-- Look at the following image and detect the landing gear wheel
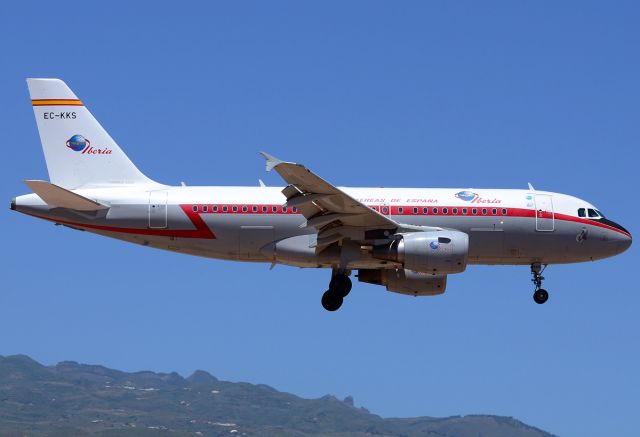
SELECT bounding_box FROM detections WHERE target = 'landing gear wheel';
[533,288,549,304]
[321,290,343,312]
[330,274,352,297]
[530,263,550,305]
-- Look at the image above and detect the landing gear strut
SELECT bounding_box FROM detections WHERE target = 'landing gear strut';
[531,263,549,304]
[321,272,352,311]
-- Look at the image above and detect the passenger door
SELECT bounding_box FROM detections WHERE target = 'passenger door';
[534,194,554,232]
[148,190,168,228]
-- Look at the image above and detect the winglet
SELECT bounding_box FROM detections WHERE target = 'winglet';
[260,151,285,172]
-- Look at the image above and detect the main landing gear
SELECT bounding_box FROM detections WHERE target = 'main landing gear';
[531,263,549,304]
[321,272,352,311]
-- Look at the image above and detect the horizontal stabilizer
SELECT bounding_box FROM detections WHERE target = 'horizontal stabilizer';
[24,180,109,211]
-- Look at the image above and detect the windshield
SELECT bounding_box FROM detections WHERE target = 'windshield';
[579,208,606,219]
[587,208,605,219]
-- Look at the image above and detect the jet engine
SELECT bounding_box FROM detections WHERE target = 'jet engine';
[357,269,447,296]
[371,231,468,274]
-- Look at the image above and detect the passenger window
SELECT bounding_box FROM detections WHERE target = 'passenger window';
[252,206,257,212]
[413,207,418,214]
[472,208,477,215]
[242,206,248,212]
[283,206,288,213]
[293,207,298,213]
[452,208,458,214]
[423,207,428,214]
[232,206,238,212]
[482,208,487,215]
[578,208,586,218]
[443,208,448,215]
[192,205,198,212]
[492,208,497,215]
[203,205,208,212]
[213,206,218,212]
[222,205,228,212]
[462,208,468,215]
[433,208,438,214]
[501,208,507,215]
[382,206,389,214]
[262,206,267,212]
[398,207,404,214]
[272,206,277,213]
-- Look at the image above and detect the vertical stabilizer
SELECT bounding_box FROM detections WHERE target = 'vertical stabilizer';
[27,78,157,189]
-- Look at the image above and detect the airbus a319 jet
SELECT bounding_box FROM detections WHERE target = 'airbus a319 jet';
[12,79,632,310]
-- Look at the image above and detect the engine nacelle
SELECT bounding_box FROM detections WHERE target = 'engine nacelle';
[372,231,468,274]
[358,269,447,296]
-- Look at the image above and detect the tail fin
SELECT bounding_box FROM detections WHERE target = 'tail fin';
[27,78,157,189]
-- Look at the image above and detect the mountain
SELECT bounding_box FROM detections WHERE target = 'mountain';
[0,355,556,437]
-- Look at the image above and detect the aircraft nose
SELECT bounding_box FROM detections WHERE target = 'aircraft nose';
[616,232,632,254]
[607,221,631,255]
[598,218,631,254]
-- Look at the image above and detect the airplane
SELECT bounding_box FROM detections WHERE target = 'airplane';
[11,78,632,311]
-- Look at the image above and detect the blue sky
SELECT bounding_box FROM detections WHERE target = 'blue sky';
[1,2,638,436]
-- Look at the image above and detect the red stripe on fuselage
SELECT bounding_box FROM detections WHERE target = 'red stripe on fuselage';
[22,204,216,239]
[178,204,216,238]
[21,203,629,239]
[191,203,629,238]
[552,212,630,238]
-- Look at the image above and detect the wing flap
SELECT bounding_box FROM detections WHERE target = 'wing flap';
[25,180,109,211]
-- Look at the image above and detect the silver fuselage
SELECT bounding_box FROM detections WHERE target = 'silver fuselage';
[12,185,632,269]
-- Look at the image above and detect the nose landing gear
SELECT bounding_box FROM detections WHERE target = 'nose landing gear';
[321,271,352,311]
[531,263,549,304]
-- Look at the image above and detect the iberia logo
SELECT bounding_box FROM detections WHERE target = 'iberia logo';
[455,191,478,202]
[66,134,89,151]
[454,190,502,204]
[66,134,112,154]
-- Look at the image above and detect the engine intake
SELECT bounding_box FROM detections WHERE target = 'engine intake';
[372,231,468,274]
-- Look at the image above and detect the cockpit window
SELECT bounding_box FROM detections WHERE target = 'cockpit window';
[578,208,586,218]
[595,209,606,218]
[588,209,600,218]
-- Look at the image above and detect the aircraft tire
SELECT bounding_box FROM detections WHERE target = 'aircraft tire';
[321,290,343,311]
[533,288,549,304]
[330,274,352,297]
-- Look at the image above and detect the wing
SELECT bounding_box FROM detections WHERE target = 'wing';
[261,152,402,248]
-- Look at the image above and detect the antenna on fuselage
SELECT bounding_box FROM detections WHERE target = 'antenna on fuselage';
[258,179,266,187]
[528,182,535,191]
